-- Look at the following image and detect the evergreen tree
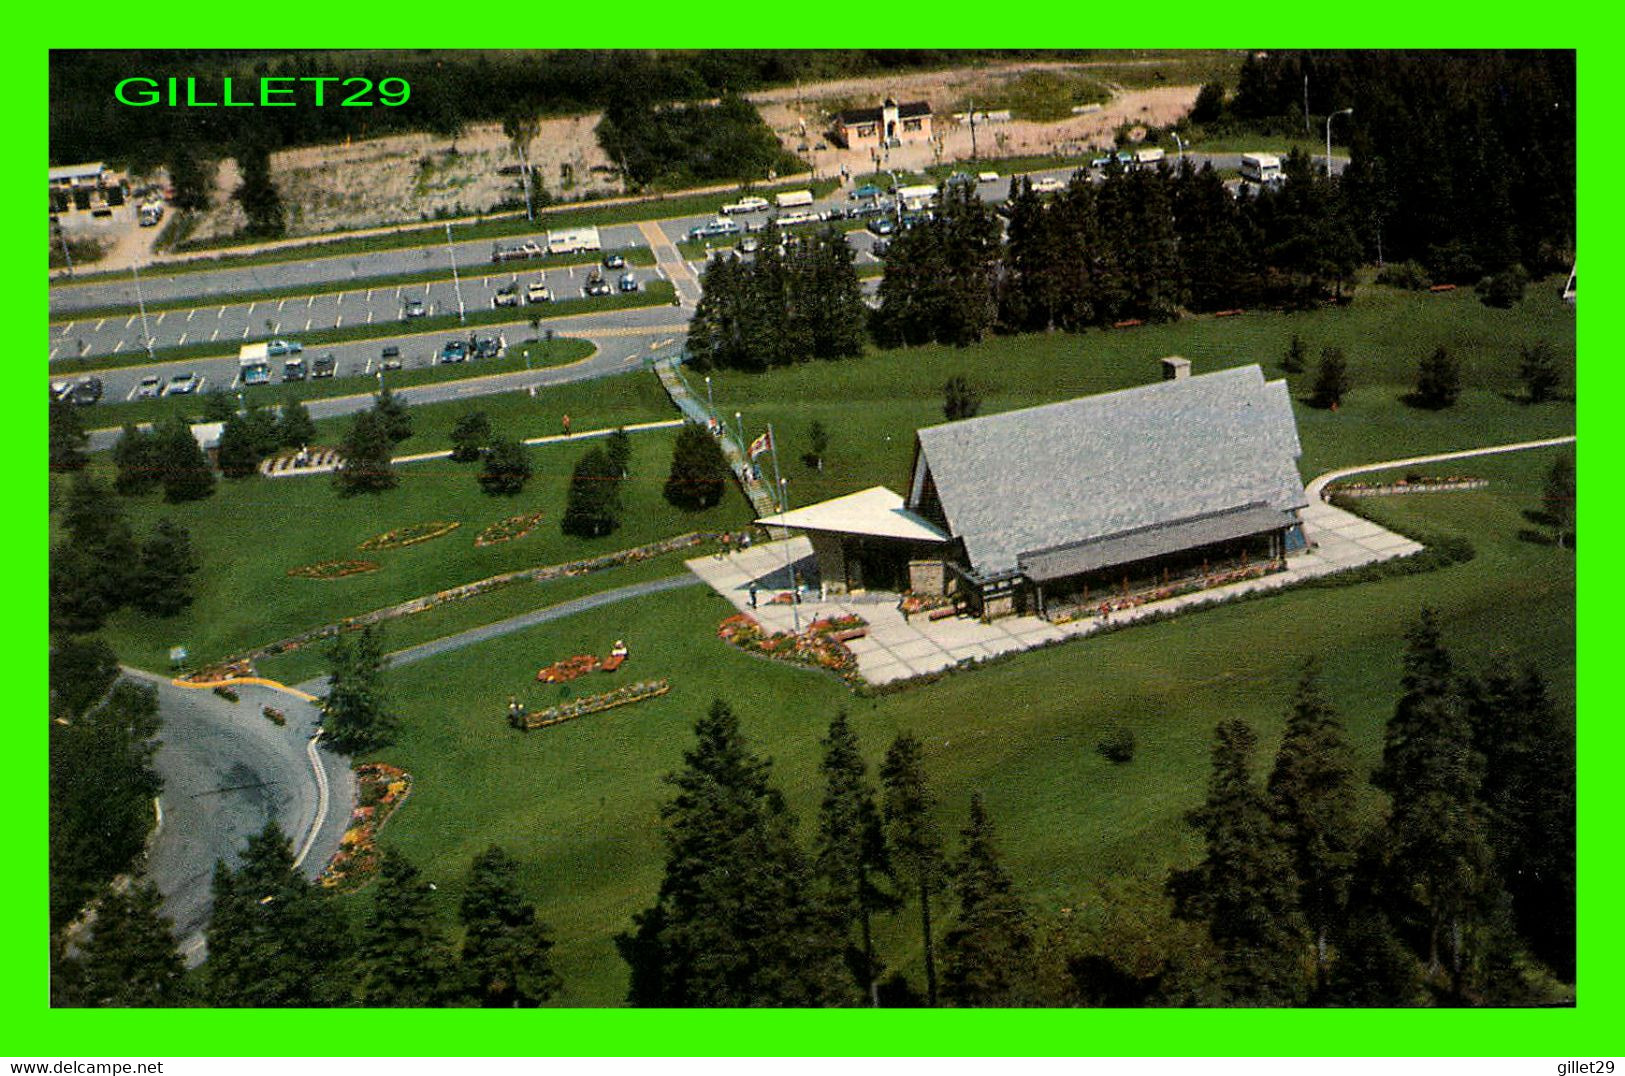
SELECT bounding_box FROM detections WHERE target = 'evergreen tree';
[802,225,869,360]
[1266,660,1357,993]
[805,420,828,472]
[1190,80,1226,124]
[1467,667,1575,980]
[241,403,282,457]
[618,699,848,1006]
[1372,609,1498,998]
[457,845,560,1007]
[812,711,895,1006]
[204,822,354,1006]
[49,682,163,931]
[561,445,623,537]
[1518,341,1561,403]
[1541,453,1575,548]
[605,427,633,477]
[152,416,216,503]
[199,390,237,423]
[942,793,1035,1007]
[1282,334,1309,374]
[215,412,265,479]
[1171,163,1251,312]
[687,253,753,371]
[321,625,397,754]
[478,437,534,496]
[943,375,981,422]
[880,732,948,1006]
[50,540,114,635]
[334,409,397,495]
[49,634,119,720]
[112,423,162,496]
[234,141,286,239]
[167,143,215,213]
[1168,719,1308,1005]
[449,410,493,463]
[361,848,455,1006]
[374,386,414,443]
[276,400,317,449]
[58,880,188,1007]
[1310,346,1351,409]
[663,422,728,510]
[53,474,137,627]
[129,518,199,617]
[49,396,89,473]
[1414,345,1462,409]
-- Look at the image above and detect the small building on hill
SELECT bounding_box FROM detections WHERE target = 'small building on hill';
[759,364,1308,620]
[832,98,933,150]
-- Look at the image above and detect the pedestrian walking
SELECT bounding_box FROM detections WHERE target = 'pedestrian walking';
[748,582,758,608]
[561,413,572,436]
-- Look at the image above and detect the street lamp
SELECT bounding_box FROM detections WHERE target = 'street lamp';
[1171,131,1185,168]
[1325,108,1353,178]
[445,221,467,325]
[131,264,155,362]
[705,375,713,415]
[734,411,744,454]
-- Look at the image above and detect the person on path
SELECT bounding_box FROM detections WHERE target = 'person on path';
[748,582,758,609]
[561,413,572,436]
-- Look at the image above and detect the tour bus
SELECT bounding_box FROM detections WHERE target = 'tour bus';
[547,226,601,255]
[1240,153,1283,186]
[774,189,815,209]
[894,184,938,211]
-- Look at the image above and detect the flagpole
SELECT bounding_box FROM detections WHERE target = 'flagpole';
[768,423,785,512]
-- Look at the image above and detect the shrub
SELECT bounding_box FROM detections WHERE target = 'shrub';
[1376,260,1431,290]
[1097,726,1136,763]
[1478,265,1529,308]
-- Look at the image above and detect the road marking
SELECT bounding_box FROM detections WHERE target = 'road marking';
[306,295,314,308]
[48,346,58,361]
[94,318,105,331]
[216,306,225,319]
[335,292,343,306]
[197,376,208,392]
[367,311,373,324]
[304,318,312,331]
[125,383,139,401]
[60,321,74,333]
[210,327,220,341]
[185,309,195,323]
[292,732,330,870]
[366,288,372,302]
[124,315,135,328]
[112,340,124,353]
[154,311,166,325]
[335,316,343,329]
[177,332,188,346]
[277,298,287,311]
[247,301,256,315]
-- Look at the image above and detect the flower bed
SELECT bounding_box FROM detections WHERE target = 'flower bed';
[1050,562,1285,624]
[287,559,380,580]
[899,593,955,617]
[475,511,546,547]
[178,658,256,684]
[717,613,866,684]
[537,654,601,683]
[512,679,670,731]
[1325,475,1486,499]
[358,520,460,552]
[322,763,412,890]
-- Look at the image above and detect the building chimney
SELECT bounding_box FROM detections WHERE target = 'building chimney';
[1162,356,1191,381]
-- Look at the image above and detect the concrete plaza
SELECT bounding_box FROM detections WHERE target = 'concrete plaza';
[684,498,1423,687]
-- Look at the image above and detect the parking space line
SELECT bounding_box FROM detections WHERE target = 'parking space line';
[48,346,58,361]
[247,302,256,316]
[94,318,105,332]
[304,318,312,331]
[277,298,287,311]
[366,288,372,302]
[367,311,373,324]
[124,315,135,329]
[112,340,124,353]
[241,325,250,339]
[60,321,74,334]
[185,309,195,322]
[154,312,166,326]
[197,376,208,393]
[126,383,139,402]
[216,307,225,319]
[177,332,188,346]
[306,296,314,308]
[335,316,343,329]
[210,327,220,341]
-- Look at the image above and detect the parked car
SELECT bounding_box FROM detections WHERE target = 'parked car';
[266,339,303,357]
[720,195,770,215]
[1030,176,1066,194]
[473,336,505,360]
[312,354,336,378]
[381,345,403,371]
[491,241,542,263]
[602,252,626,269]
[136,375,161,399]
[945,171,976,188]
[849,183,884,201]
[526,281,552,303]
[618,272,638,293]
[688,218,742,241]
[439,340,468,364]
[403,297,426,318]
[68,377,103,405]
[50,379,72,401]
[164,373,199,396]
[282,358,307,382]
[868,216,897,236]
[493,284,520,308]
[583,271,612,297]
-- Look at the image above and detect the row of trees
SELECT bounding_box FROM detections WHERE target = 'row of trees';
[619,702,1040,1006]
[50,473,200,635]
[688,225,869,371]
[1172,612,1574,1005]
[53,824,562,1008]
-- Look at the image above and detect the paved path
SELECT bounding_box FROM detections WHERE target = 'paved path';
[1304,436,1578,500]
[292,573,702,696]
[638,220,704,307]
[652,356,783,522]
[122,667,356,964]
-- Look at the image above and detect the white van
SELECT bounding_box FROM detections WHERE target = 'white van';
[774,189,814,209]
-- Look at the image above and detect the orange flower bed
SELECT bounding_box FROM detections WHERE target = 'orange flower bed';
[358,521,460,552]
[287,560,380,579]
[537,654,601,683]
[475,511,546,547]
[321,763,411,890]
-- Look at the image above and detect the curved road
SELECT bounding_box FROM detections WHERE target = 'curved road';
[124,668,356,964]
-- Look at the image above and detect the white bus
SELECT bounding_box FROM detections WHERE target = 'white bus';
[774,189,814,209]
[1240,153,1282,185]
[547,226,601,255]
[894,183,938,210]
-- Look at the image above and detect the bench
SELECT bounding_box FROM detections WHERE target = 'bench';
[927,605,959,622]
[600,654,625,672]
[1429,283,1458,293]
[833,628,867,643]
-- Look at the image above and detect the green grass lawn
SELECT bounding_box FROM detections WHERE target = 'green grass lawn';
[701,280,1575,507]
[354,445,1573,1005]
[83,426,752,672]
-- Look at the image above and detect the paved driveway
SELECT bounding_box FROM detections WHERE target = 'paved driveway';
[125,669,355,964]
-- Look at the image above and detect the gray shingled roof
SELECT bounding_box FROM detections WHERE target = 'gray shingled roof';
[909,365,1306,577]
[1019,503,1295,582]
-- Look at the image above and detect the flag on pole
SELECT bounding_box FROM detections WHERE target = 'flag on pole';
[748,430,773,459]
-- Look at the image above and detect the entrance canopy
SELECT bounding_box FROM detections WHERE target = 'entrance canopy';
[757,486,952,543]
